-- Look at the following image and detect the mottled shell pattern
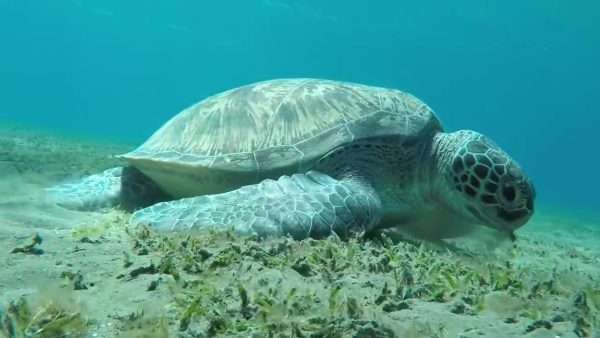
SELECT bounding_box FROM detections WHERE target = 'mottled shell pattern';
[121,79,442,197]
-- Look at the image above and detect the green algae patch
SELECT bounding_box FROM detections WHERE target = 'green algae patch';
[94,226,598,337]
[2,222,599,337]
[0,292,89,338]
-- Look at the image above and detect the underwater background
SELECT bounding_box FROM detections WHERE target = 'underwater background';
[0,0,598,213]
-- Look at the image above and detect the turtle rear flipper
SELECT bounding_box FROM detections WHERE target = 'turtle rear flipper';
[46,166,169,211]
[130,171,382,240]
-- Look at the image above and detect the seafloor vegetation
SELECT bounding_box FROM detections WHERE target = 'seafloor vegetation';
[2,224,599,337]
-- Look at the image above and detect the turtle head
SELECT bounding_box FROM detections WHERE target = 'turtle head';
[438,130,535,233]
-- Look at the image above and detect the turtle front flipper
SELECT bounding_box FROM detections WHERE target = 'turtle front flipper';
[47,166,170,211]
[131,171,383,240]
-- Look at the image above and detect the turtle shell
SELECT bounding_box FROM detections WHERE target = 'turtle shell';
[121,79,442,197]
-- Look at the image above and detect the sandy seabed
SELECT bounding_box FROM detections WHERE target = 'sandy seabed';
[0,125,598,338]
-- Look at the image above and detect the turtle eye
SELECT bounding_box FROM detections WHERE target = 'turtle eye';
[498,179,522,208]
[502,183,516,202]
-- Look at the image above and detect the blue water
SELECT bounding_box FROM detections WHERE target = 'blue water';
[0,0,598,212]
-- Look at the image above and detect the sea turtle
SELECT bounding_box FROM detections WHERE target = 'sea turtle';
[48,79,535,240]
